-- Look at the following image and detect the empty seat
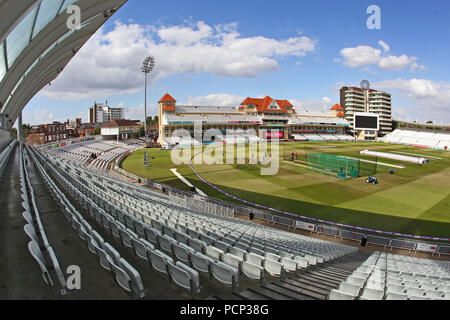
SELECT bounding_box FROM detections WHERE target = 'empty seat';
[109,221,121,239]
[246,253,264,267]
[264,252,281,262]
[345,276,366,287]
[119,258,147,299]
[359,288,384,300]
[424,290,445,299]
[386,285,406,295]
[406,288,425,298]
[337,282,361,298]
[168,261,201,297]
[144,227,161,248]
[106,255,132,294]
[205,246,224,261]
[131,238,154,261]
[173,242,195,264]
[28,241,53,286]
[174,232,189,245]
[328,289,355,300]
[102,242,121,265]
[293,256,308,269]
[229,247,247,260]
[211,261,239,291]
[222,253,243,273]
[281,258,298,273]
[385,292,408,300]
[190,251,214,274]
[188,238,207,254]
[242,261,264,282]
[149,249,173,275]
[264,259,283,278]
[158,234,176,254]
[213,240,229,253]
[91,240,112,271]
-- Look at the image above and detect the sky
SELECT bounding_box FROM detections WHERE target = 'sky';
[22,0,450,125]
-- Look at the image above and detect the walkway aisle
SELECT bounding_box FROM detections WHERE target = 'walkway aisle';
[0,147,54,299]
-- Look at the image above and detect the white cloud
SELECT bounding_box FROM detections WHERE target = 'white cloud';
[340,46,381,67]
[39,20,318,100]
[374,78,450,122]
[290,96,336,111]
[337,41,425,72]
[22,109,58,125]
[184,93,245,106]
[378,54,418,71]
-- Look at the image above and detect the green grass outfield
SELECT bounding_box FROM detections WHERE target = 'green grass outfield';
[122,141,450,239]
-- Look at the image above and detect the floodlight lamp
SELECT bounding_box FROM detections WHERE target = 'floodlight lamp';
[142,56,155,73]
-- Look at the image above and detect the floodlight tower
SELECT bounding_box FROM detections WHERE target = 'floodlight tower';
[141,56,155,145]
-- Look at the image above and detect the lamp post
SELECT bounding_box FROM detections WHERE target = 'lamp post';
[141,56,155,146]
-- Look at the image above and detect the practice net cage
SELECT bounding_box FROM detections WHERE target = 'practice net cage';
[307,153,376,179]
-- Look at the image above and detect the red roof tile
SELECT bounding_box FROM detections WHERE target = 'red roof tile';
[158,93,176,103]
[240,96,292,112]
[331,104,344,111]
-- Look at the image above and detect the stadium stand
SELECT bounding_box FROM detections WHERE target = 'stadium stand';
[382,129,450,150]
[329,251,450,300]
[0,138,444,300]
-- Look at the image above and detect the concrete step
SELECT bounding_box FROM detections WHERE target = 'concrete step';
[235,289,270,300]
[263,283,316,300]
[282,278,330,297]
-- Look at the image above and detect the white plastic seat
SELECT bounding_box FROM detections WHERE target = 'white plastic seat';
[149,249,173,275]
[264,259,283,277]
[406,288,425,298]
[337,282,361,297]
[144,227,161,248]
[106,255,132,293]
[102,242,121,265]
[386,284,406,295]
[246,252,264,267]
[242,261,264,282]
[424,290,444,299]
[168,261,201,297]
[294,256,308,269]
[109,221,121,239]
[92,240,112,271]
[222,253,243,273]
[264,252,281,262]
[190,251,214,274]
[281,258,297,273]
[328,289,355,300]
[131,238,153,261]
[205,246,224,261]
[173,242,195,264]
[119,258,147,299]
[229,246,247,260]
[211,261,239,291]
[158,234,175,254]
[359,288,384,300]
[28,241,53,286]
[385,292,408,300]
[188,238,207,254]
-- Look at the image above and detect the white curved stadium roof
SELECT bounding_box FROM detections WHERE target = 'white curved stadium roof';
[0,0,128,127]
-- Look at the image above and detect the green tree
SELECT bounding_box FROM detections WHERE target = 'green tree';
[93,127,101,135]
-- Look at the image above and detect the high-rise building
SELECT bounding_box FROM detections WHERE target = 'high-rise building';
[89,102,125,124]
[340,85,392,138]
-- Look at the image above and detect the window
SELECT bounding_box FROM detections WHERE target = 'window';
[32,0,63,39]
[6,6,39,68]
[0,43,6,82]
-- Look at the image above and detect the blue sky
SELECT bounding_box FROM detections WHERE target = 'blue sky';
[23,0,450,125]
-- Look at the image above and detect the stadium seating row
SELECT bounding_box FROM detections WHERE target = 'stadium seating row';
[329,251,450,300]
[382,129,450,150]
